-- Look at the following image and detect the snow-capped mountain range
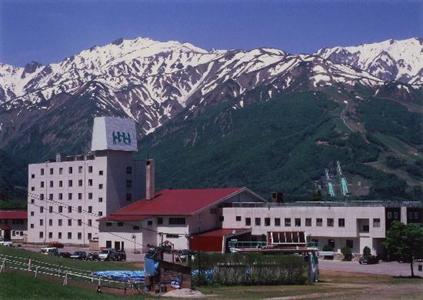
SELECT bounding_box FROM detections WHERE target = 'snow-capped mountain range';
[0,36,421,158]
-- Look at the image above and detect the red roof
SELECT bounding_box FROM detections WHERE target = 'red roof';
[193,228,251,238]
[100,188,243,221]
[0,210,27,220]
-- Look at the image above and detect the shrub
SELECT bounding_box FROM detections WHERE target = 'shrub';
[322,244,334,251]
[341,247,353,261]
[363,246,371,257]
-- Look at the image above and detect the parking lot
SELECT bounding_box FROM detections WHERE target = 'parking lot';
[320,259,423,276]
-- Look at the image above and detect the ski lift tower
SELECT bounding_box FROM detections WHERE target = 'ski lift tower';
[337,161,350,197]
[325,168,336,198]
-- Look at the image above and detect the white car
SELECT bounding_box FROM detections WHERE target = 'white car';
[0,241,12,247]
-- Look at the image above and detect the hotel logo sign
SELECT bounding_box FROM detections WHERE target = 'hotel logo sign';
[91,117,138,152]
[112,131,132,145]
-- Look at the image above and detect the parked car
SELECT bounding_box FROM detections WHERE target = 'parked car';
[359,255,379,265]
[99,248,117,261]
[40,247,59,256]
[60,251,72,258]
[87,252,100,261]
[0,240,13,247]
[70,251,87,260]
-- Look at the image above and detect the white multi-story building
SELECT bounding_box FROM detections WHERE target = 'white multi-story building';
[27,117,143,245]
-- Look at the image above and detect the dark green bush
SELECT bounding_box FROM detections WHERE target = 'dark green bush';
[363,246,371,257]
[341,247,353,261]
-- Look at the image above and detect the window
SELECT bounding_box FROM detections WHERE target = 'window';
[316,218,323,227]
[265,217,271,226]
[30,211,34,216]
[68,193,72,200]
[305,218,312,226]
[78,206,82,213]
[255,218,261,226]
[48,232,53,239]
[68,167,73,174]
[58,206,63,213]
[31,174,35,179]
[118,222,123,227]
[40,194,44,200]
[68,206,72,213]
[327,218,334,227]
[68,180,73,187]
[169,217,185,225]
[88,233,92,240]
[68,219,72,226]
[106,222,112,227]
[275,218,281,226]
[88,166,93,173]
[40,181,45,188]
[99,170,103,176]
[39,232,43,238]
[49,219,53,226]
[245,217,251,226]
[49,206,53,213]
[78,232,82,240]
[126,193,132,201]
[58,219,62,226]
[98,197,103,203]
[31,186,35,191]
[133,225,140,230]
[49,181,53,188]
[88,179,93,186]
[40,207,44,213]
[39,219,43,226]
[99,184,103,189]
[328,239,335,249]
[58,232,62,239]
[88,219,92,227]
[49,193,53,200]
[166,234,179,239]
[88,206,92,213]
[126,166,132,174]
[157,217,163,225]
[338,218,345,227]
[148,220,153,226]
[126,180,132,188]
[78,219,82,226]
[373,218,380,228]
[50,168,54,175]
[98,211,103,216]
[346,239,354,249]
[59,168,63,175]
[67,232,72,239]
[59,181,63,187]
[78,193,82,200]
[295,218,301,227]
[78,179,83,187]
[285,218,291,227]
[40,168,44,175]
[78,166,83,173]
[30,224,34,228]
[236,216,242,222]
[58,193,62,200]
[88,193,93,200]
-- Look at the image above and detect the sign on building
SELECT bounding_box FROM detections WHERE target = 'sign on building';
[91,117,138,152]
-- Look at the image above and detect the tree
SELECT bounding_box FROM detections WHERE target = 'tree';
[384,221,423,277]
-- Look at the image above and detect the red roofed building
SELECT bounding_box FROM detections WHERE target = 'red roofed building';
[98,187,264,252]
[0,210,27,242]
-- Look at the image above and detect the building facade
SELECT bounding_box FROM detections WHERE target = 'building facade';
[0,210,27,242]
[222,201,423,255]
[27,117,143,245]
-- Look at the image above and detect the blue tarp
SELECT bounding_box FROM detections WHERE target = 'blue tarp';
[93,270,145,282]
[144,257,159,276]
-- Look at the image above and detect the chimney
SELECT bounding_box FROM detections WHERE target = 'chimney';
[56,153,61,162]
[146,159,155,200]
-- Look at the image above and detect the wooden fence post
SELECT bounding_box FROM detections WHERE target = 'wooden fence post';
[34,266,39,278]
[63,272,68,286]
[0,258,5,273]
[28,258,32,271]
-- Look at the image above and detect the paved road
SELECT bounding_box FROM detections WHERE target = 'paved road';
[319,259,423,277]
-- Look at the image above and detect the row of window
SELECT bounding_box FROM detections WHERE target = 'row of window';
[104,217,186,229]
[238,216,381,228]
[38,231,92,240]
[35,166,98,177]
[31,192,103,201]
[34,179,106,189]
[31,218,94,227]
[12,230,24,237]
[0,219,25,225]
[30,206,102,216]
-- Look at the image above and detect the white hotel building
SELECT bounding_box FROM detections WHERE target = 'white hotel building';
[27,117,143,245]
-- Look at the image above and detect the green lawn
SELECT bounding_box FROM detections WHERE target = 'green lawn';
[0,246,140,271]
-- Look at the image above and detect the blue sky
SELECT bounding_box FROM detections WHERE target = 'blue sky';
[0,0,421,66]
